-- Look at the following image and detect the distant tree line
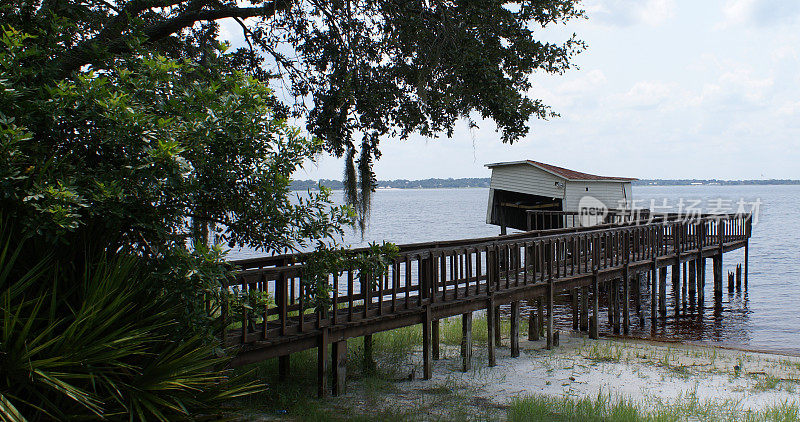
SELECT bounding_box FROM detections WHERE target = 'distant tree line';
[291,178,800,190]
[291,178,493,190]
[634,179,800,186]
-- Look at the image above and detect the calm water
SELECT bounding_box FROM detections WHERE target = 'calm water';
[231,185,800,354]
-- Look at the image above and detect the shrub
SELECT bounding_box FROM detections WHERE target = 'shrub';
[0,223,262,420]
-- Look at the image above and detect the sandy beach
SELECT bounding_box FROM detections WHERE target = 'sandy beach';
[307,333,800,420]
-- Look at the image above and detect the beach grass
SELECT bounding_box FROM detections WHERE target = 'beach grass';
[233,315,800,421]
[508,392,800,422]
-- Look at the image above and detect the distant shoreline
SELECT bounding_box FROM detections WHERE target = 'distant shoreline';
[290,178,800,191]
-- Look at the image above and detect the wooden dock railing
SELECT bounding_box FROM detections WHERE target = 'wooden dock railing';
[223,212,751,396]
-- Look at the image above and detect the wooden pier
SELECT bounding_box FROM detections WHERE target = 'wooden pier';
[224,212,751,396]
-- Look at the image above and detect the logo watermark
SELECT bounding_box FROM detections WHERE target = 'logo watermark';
[576,196,761,226]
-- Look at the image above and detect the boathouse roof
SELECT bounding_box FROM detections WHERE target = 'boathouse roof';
[485,160,637,183]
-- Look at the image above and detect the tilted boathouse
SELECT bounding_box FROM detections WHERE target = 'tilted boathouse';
[485,160,637,230]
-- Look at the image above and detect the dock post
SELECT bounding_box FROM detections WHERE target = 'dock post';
[332,340,347,396]
[696,222,705,305]
[537,296,545,338]
[487,247,502,347]
[317,328,329,398]
[422,306,432,379]
[572,288,579,331]
[546,240,554,349]
[728,271,734,292]
[612,278,622,334]
[688,260,696,309]
[672,263,680,317]
[546,280,554,350]
[673,223,681,316]
[432,320,440,360]
[714,218,724,300]
[529,314,540,341]
[606,279,619,333]
[461,312,473,372]
[581,286,589,331]
[278,355,290,381]
[623,266,630,335]
[528,300,540,341]
[510,301,520,357]
[636,272,644,325]
[713,255,723,300]
[650,259,657,327]
[659,267,667,316]
[363,335,375,373]
[590,270,600,339]
[682,261,688,312]
[736,264,742,292]
[744,240,749,290]
[494,306,502,346]
[698,258,706,304]
[487,296,496,367]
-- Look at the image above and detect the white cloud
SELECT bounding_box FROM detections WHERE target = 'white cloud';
[584,0,676,27]
[770,44,799,62]
[720,0,800,27]
[217,18,248,49]
[690,69,774,108]
[614,81,678,110]
[778,101,800,116]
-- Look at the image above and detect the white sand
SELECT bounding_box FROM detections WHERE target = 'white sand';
[342,333,800,417]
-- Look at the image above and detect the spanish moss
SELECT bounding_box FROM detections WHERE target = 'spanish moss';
[357,143,376,233]
[343,146,358,212]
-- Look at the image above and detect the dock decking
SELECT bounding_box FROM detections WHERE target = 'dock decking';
[224,212,751,396]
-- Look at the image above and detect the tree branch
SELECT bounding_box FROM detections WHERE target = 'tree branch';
[142,1,292,42]
[54,0,293,78]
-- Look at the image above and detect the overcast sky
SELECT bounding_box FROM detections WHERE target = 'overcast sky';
[223,0,800,181]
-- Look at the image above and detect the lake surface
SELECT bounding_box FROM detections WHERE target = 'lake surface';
[231,185,800,354]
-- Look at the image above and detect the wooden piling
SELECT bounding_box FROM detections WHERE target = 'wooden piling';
[581,286,589,331]
[510,301,520,358]
[650,260,657,326]
[636,272,644,325]
[422,306,432,380]
[590,270,599,339]
[698,258,706,304]
[432,320,440,360]
[536,296,545,338]
[494,305,501,346]
[688,260,696,308]
[363,335,375,372]
[317,328,328,398]
[736,264,742,292]
[623,266,630,335]
[659,267,667,316]
[546,281,554,350]
[611,278,622,334]
[332,340,347,396]
[487,296,496,367]
[461,312,473,372]
[278,355,290,381]
[672,263,680,316]
[728,271,734,292]
[547,240,554,349]
[744,241,749,290]
[713,256,723,300]
[682,261,688,312]
[572,288,579,331]
[528,303,540,341]
[606,279,614,332]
